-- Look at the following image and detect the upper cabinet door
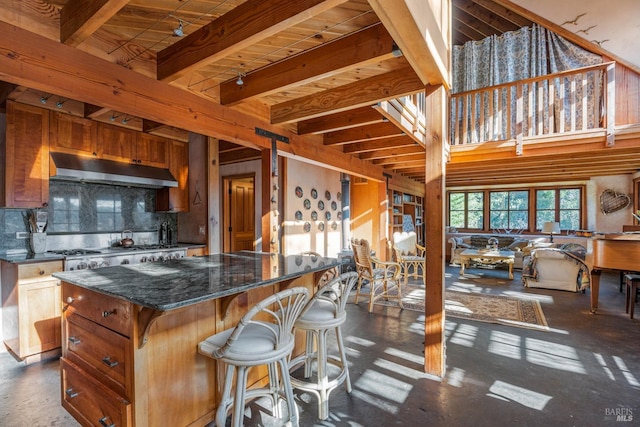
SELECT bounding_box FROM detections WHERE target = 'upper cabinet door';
[49,111,97,157]
[136,133,169,168]
[2,101,49,208]
[96,122,136,163]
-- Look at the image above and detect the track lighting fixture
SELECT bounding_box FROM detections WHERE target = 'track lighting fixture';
[173,18,184,37]
[109,113,120,122]
[56,98,67,108]
[391,42,402,58]
[236,72,245,86]
[40,94,52,104]
[121,116,132,125]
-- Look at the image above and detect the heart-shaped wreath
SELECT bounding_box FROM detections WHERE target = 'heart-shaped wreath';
[600,188,631,215]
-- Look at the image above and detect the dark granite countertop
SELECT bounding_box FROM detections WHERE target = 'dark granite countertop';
[0,250,65,264]
[53,251,342,311]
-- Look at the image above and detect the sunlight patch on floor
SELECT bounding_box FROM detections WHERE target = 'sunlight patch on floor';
[525,337,586,374]
[445,367,466,387]
[445,322,479,348]
[613,355,640,387]
[488,380,552,410]
[487,330,523,360]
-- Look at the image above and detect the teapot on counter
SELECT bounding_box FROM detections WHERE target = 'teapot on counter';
[120,230,135,247]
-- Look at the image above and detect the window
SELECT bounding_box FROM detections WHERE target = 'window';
[489,190,528,230]
[535,188,581,231]
[449,192,483,229]
[96,189,123,231]
[447,187,583,233]
[51,194,80,232]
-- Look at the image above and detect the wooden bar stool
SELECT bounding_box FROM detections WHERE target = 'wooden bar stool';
[198,287,309,427]
[624,274,640,319]
[289,272,359,420]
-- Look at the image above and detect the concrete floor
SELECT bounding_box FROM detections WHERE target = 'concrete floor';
[1,266,638,426]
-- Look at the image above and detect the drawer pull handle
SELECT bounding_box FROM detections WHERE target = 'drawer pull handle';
[99,417,115,427]
[102,356,119,368]
[65,388,78,398]
[102,309,116,318]
[39,270,45,275]
[68,336,81,345]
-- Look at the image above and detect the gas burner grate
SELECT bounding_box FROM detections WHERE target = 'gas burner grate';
[48,249,103,256]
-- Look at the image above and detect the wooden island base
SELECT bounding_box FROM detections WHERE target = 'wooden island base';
[60,264,328,427]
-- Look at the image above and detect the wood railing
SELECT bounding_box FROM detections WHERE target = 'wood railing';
[449,62,616,148]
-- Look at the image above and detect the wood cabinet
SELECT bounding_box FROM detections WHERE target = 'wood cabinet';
[1,260,63,363]
[388,189,424,245]
[49,111,97,157]
[136,132,170,168]
[1,101,50,208]
[156,139,189,212]
[97,122,169,168]
[187,247,206,257]
[59,268,318,426]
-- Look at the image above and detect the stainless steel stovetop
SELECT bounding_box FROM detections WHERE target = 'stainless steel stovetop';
[48,245,187,271]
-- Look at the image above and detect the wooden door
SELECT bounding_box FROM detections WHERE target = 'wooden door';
[225,176,255,252]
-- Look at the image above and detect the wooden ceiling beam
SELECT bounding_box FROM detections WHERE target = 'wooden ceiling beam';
[0,21,391,183]
[342,136,416,154]
[373,153,425,165]
[271,65,424,124]
[60,0,128,47]
[324,122,404,146]
[219,147,262,164]
[468,0,533,28]
[454,0,520,34]
[297,106,384,135]
[358,145,424,160]
[453,8,502,39]
[157,0,349,82]
[220,23,396,105]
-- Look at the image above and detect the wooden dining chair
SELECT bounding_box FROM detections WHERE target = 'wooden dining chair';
[350,237,402,312]
[391,231,426,286]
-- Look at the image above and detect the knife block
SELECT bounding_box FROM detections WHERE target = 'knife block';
[30,232,47,254]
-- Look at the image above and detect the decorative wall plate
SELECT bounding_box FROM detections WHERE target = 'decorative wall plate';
[337,192,342,201]
[318,200,325,210]
[331,201,337,210]
[325,211,331,220]
[303,222,311,232]
[295,210,303,220]
[318,222,325,231]
[295,186,303,198]
[331,221,338,230]
[325,190,331,200]
[337,211,342,220]
[311,210,318,220]
[311,188,318,199]
[303,199,311,209]
[600,188,631,214]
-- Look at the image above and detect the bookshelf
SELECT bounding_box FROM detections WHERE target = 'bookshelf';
[388,189,424,245]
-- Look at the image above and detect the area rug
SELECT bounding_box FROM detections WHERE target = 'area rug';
[370,285,549,331]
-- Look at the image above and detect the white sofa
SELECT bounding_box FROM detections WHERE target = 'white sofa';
[521,246,590,292]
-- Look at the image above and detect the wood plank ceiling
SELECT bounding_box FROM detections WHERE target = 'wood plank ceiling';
[1,0,637,187]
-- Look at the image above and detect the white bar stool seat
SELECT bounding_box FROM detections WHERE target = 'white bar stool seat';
[289,272,359,420]
[198,287,309,427]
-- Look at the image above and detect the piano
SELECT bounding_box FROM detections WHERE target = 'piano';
[586,233,640,313]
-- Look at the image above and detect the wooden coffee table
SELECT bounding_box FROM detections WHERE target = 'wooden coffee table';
[459,249,515,279]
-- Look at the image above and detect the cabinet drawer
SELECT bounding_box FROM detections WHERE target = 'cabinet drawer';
[18,261,63,282]
[61,358,131,427]
[63,283,132,337]
[65,312,130,397]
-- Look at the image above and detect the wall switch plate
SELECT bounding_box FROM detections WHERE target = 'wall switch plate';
[199,225,206,235]
[15,232,29,239]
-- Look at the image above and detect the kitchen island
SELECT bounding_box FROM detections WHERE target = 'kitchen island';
[54,251,341,427]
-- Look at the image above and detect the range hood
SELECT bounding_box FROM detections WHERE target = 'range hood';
[50,152,178,188]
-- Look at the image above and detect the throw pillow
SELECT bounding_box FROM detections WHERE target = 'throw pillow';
[508,240,529,251]
[559,243,587,260]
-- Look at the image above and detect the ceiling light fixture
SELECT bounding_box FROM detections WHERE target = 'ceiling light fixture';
[121,116,131,125]
[56,98,67,108]
[110,113,120,122]
[236,72,245,86]
[40,94,52,104]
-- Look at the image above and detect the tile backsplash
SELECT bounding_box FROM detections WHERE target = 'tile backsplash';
[0,181,176,252]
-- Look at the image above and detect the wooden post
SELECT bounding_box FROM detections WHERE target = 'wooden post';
[424,85,446,377]
[261,149,278,253]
